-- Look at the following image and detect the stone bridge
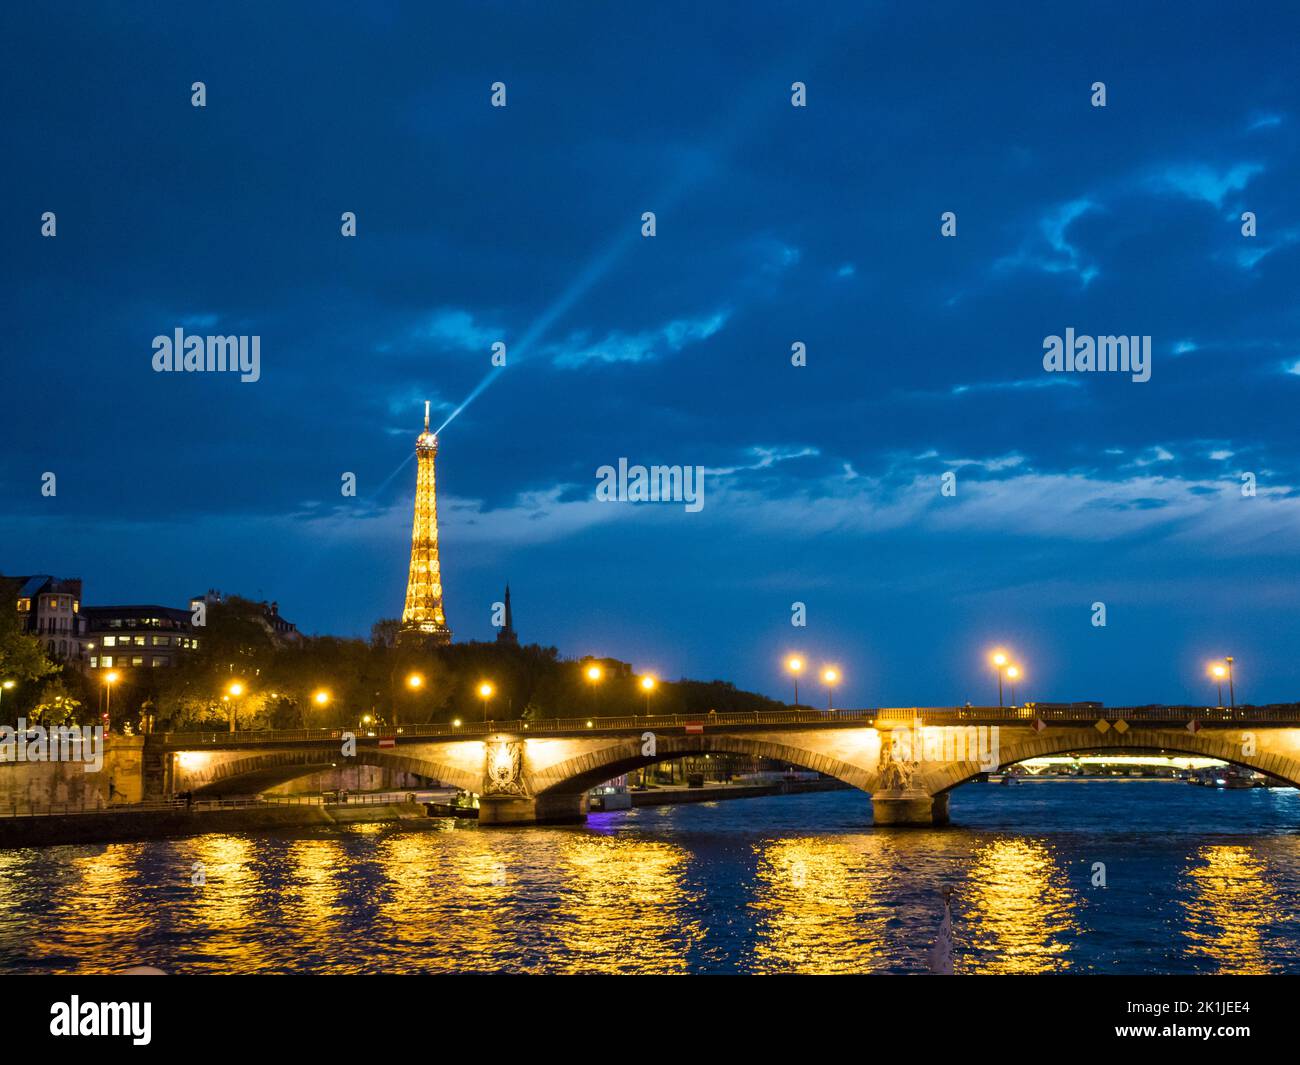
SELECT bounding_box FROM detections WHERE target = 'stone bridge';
[142,705,1300,825]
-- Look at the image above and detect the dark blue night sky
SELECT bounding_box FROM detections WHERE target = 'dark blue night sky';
[4,2,1299,706]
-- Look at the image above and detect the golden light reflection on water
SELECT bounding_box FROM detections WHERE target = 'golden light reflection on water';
[374,827,517,971]
[3,787,1299,974]
[963,838,1076,974]
[29,845,154,971]
[180,834,272,972]
[1182,845,1280,974]
[552,835,699,973]
[750,837,883,973]
[72,846,152,941]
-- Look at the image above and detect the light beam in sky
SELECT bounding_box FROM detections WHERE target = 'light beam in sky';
[433,231,633,435]
[428,51,818,438]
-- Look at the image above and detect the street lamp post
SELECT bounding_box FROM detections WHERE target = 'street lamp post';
[226,681,244,732]
[991,652,1008,708]
[822,667,839,711]
[640,674,657,717]
[1226,656,1235,710]
[478,681,494,722]
[638,674,658,787]
[584,663,603,716]
[0,679,14,718]
[403,672,424,727]
[1006,666,1020,706]
[103,671,120,730]
[312,690,330,727]
[786,656,804,707]
[1210,664,1226,708]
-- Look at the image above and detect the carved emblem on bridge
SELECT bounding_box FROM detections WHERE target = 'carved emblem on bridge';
[484,740,527,797]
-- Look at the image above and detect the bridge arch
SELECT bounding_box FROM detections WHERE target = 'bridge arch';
[529,733,876,796]
[175,746,481,797]
[927,727,1300,794]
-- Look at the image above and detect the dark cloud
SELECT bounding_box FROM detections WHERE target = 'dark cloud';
[3,1,1300,704]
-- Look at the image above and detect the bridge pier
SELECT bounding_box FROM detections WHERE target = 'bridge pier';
[478,792,588,826]
[871,790,949,827]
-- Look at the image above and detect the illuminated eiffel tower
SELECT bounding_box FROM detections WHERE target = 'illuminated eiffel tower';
[399,401,452,645]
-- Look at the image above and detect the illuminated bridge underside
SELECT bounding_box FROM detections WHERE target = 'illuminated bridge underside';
[151,709,1300,826]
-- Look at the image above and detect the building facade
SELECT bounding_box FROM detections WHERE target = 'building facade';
[81,606,201,672]
[13,575,84,663]
[10,577,299,675]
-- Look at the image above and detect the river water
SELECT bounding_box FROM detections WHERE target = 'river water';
[2,780,1298,974]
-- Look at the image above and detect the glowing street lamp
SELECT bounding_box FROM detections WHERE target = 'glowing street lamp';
[786,656,804,706]
[1210,658,1236,709]
[100,669,121,725]
[313,689,330,708]
[583,662,603,716]
[225,680,245,732]
[478,681,495,722]
[990,651,1010,708]
[0,679,14,716]
[822,667,840,711]
[393,671,426,727]
[1209,663,1227,707]
[640,674,657,716]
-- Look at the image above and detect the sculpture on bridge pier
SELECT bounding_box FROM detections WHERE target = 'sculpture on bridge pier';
[877,736,920,792]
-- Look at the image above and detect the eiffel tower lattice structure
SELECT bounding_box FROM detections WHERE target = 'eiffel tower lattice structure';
[399,401,453,646]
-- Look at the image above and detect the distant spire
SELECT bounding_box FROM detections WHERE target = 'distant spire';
[497,582,518,645]
[423,399,430,431]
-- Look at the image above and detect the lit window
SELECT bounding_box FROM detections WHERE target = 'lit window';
[151,658,165,667]
[73,601,79,612]
[131,656,144,667]
[90,656,98,668]
[17,598,30,612]
[101,656,113,667]
[192,638,199,650]
[153,635,170,646]
[103,636,116,647]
